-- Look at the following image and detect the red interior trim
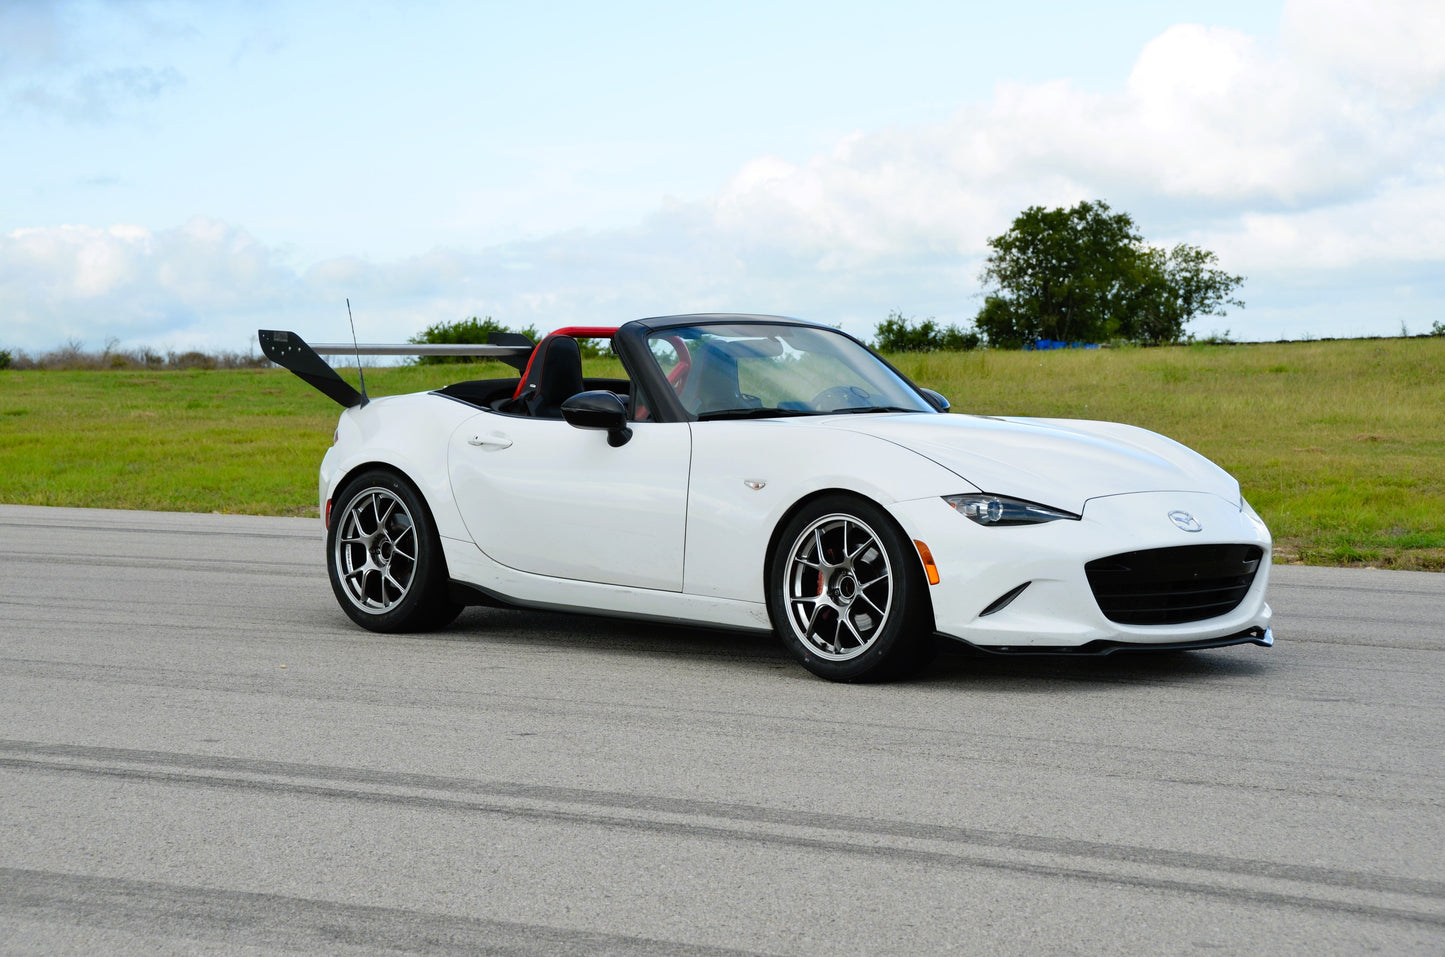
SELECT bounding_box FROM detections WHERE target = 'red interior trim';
[511,343,544,399]
[550,326,618,339]
[510,328,619,399]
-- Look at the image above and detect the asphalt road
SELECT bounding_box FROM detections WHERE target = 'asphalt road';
[1,504,1441,956]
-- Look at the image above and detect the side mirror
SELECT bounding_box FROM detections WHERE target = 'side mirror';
[920,388,951,412]
[561,391,633,447]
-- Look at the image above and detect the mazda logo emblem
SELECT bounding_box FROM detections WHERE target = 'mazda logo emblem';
[1169,510,1203,533]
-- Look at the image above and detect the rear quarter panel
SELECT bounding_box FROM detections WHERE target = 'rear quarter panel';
[321,393,478,540]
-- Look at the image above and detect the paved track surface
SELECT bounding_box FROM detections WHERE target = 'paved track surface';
[1,504,1442,955]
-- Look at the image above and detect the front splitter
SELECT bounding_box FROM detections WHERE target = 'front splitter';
[941,626,1274,656]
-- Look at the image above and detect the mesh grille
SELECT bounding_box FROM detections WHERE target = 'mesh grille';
[1085,545,1263,625]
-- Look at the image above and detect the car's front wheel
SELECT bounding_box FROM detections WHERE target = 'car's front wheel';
[327,470,461,632]
[768,495,935,681]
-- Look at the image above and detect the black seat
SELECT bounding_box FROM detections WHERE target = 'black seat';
[678,342,754,415]
[509,335,584,418]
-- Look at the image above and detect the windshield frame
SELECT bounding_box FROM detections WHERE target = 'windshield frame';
[614,314,941,423]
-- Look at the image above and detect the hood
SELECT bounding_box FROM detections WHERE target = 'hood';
[814,413,1240,515]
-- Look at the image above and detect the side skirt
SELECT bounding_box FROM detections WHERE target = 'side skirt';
[447,579,775,635]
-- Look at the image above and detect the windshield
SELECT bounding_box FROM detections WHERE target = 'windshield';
[646,323,936,419]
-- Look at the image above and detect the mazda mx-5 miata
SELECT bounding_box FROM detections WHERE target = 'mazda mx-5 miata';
[260,314,1273,681]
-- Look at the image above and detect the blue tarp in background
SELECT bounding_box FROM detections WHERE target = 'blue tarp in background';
[1025,340,1102,351]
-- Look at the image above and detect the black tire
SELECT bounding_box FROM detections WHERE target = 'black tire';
[327,469,462,632]
[767,494,936,682]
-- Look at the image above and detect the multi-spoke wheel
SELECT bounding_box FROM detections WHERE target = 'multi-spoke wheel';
[768,495,934,681]
[326,470,461,632]
[783,512,895,659]
[334,486,419,612]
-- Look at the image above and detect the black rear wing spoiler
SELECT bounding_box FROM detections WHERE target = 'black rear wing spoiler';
[257,329,535,408]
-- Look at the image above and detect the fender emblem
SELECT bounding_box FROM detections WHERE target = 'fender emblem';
[1169,510,1203,533]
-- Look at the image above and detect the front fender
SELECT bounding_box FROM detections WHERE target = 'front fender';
[682,419,973,601]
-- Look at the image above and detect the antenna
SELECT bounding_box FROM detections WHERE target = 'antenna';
[345,298,369,406]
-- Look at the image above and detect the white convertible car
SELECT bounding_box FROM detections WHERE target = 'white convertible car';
[260,314,1272,681]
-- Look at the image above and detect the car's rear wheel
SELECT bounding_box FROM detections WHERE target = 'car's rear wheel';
[327,470,461,632]
[768,495,934,681]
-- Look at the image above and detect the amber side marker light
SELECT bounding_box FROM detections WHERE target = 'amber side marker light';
[912,540,941,585]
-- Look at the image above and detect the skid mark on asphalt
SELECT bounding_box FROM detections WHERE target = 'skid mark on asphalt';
[0,867,766,957]
[5,549,319,576]
[1,654,1437,814]
[2,739,1441,929]
[0,518,319,542]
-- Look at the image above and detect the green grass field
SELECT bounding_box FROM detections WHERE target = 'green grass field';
[2,338,1441,569]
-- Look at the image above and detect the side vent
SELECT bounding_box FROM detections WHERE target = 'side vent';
[980,582,1030,617]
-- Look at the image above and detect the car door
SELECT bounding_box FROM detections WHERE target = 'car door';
[447,413,691,591]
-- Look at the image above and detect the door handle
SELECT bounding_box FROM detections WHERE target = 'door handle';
[467,433,513,450]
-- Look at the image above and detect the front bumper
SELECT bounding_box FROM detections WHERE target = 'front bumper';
[890,490,1274,651]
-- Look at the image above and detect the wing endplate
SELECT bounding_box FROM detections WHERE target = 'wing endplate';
[259,329,365,408]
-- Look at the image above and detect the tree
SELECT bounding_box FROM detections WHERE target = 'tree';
[974,201,1141,347]
[974,200,1244,346]
[1118,244,1246,345]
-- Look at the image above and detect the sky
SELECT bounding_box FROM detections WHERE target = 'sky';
[2,0,1443,354]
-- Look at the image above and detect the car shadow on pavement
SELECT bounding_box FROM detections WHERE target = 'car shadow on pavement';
[430,606,1270,686]
[435,605,793,662]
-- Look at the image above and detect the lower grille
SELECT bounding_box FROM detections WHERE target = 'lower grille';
[1085,544,1263,625]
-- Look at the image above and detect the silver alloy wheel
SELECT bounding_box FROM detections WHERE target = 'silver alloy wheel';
[333,486,419,614]
[783,512,895,661]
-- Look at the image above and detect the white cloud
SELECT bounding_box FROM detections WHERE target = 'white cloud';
[1283,0,1445,104]
[2,0,1443,351]
[710,7,1443,247]
[1209,178,1445,270]
[692,0,1445,339]
[0,218,300,349]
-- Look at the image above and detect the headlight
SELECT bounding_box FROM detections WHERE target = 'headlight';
[943,493,1079,526]
[1242,496,1269,534]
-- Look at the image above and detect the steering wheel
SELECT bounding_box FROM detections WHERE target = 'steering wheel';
[810,385,871,411]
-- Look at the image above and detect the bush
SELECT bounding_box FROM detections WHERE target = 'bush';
[0,349,11,370]
[169,351,217,371]
[872,311,981,352]
[409,316,541,365]
[8,342,265,371]
[408,315,616,364]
